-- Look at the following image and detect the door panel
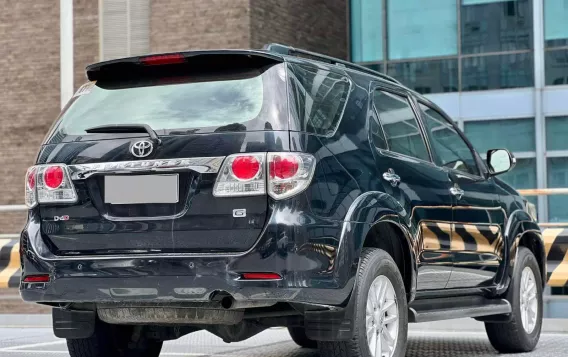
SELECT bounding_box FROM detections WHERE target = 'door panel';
[372,88,454,291]
[447,173,505,288]
[415,100,505,289]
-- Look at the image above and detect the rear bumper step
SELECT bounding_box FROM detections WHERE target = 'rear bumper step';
[408,296,512,323]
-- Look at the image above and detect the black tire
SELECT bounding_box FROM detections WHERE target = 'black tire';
[288,327,318,349]
[485,247,543,353]
[318,248,408,357]
[67,321,163,357]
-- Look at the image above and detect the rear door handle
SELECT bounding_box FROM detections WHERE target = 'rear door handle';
[450,185,464,200]
[382,169,401,187]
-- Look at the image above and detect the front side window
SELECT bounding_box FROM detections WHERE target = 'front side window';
[420,103,479,176]
[373,90,429,161]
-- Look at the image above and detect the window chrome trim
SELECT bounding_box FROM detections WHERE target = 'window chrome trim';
[68,156,226,180]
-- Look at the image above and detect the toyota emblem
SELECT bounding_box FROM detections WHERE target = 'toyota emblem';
[130,140,154,158]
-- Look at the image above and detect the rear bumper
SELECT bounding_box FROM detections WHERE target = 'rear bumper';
[20,262,353,306]
[20,202,357,306]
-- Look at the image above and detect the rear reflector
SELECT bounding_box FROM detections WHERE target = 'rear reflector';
[23,275,50,283]
[240,273,282,280]
[140,53,185,66]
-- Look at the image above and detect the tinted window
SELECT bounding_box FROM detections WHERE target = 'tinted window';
[288,63,351,136]
[350,0,384,62]
[546,116,568,150]
[387,0,458,60]
[465,118,535,153]
[544,0,568,48]
[48,64,288,142]
[420,103,479,176]
[461,0,533,54]
[387,58,459,94]
[373,90,429,161]
[545,49,568,86]
[461,52,534,91]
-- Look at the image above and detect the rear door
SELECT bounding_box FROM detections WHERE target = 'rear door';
[417,101,505,289]
[371,85,454,291]
[37,53,289,256]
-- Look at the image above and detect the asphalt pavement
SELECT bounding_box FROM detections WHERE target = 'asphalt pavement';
[0,315,566,357]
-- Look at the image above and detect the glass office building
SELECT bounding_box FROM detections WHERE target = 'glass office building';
[350,0,568,224]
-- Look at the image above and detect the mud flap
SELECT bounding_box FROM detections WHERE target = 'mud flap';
[52,308,96,339]
[304,290,357,341]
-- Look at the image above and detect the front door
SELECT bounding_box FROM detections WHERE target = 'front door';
[371,87,454,291]
[416,101,505,289]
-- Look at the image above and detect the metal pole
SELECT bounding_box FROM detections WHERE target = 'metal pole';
[60,0,74,109]
[533,0,546,222]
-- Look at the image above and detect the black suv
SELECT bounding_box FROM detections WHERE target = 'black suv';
[21,44,546,357]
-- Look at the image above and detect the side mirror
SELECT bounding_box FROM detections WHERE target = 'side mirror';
[486,149,516,176]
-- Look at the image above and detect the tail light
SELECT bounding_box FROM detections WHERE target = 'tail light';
[213,153,266,197]
[24,164,77,207]
[267,153,316,200]
[25,167,37,208]
[213,152,316,200]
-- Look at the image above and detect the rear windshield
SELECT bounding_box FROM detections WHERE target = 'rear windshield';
[46,63,288,143]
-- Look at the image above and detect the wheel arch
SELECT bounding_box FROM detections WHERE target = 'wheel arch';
[518,230,546,288]
[334,191,416,302]
[362,220,416,302]
[503,208,546,289]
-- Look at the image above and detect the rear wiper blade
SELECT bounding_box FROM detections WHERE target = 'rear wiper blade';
[85,124,161,144]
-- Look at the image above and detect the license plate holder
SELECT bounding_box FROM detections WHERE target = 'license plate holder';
[104,174,179,204]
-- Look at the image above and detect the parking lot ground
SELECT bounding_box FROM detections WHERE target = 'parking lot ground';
[0,316,567,357]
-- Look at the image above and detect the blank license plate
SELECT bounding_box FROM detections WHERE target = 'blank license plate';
[104,174,179,204]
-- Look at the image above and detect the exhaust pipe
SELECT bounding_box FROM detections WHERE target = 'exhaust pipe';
[211,291,276,310]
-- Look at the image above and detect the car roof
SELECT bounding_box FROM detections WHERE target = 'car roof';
[84,45,441,113]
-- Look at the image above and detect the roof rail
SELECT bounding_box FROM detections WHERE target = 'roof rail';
[263,43,401,85]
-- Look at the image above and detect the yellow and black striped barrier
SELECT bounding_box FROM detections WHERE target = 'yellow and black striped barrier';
[544,228,568,287]
[0,239,20,288]
[1,229,568,288]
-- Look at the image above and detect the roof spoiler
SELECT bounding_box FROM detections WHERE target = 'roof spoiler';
[85,50,284,81]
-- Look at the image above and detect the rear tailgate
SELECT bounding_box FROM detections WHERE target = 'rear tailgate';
[35,52,289,256]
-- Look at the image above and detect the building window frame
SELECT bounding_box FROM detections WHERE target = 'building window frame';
[348,0,535,93]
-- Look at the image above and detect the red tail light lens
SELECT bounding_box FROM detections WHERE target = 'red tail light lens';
[23,274,50,283]
[240,272,282,280]
[140,53,185,66]
[44,166,64,189]
[269,155,299,179]
[231,156,261,180]
[27,167,36,189]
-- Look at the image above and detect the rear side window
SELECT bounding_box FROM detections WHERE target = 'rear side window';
[288,63,351,136]
[46,63,289,143]
[373,90,430,162]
